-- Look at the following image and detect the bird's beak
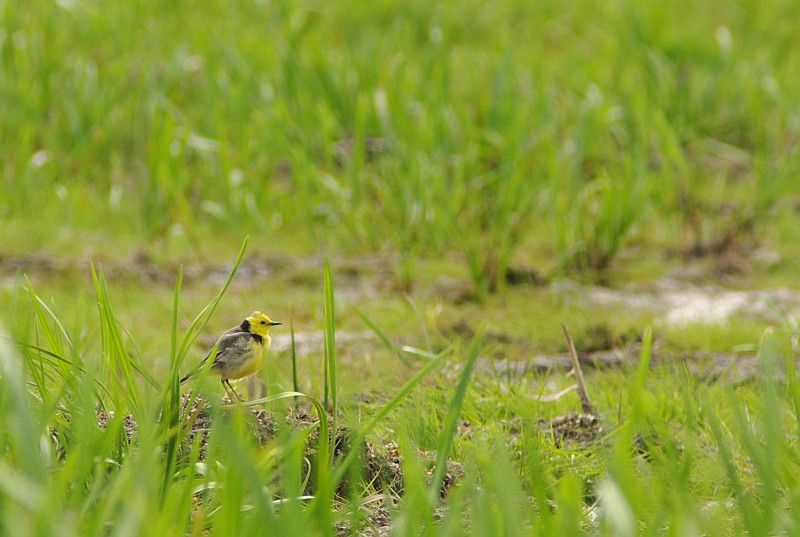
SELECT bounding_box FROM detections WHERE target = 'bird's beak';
[269,321,283,326]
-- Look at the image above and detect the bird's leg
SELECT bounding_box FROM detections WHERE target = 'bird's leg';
[220,379,230,401]
[224,379,244,402]
[220,379,236,402]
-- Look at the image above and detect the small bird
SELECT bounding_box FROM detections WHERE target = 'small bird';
[180,311,282,401]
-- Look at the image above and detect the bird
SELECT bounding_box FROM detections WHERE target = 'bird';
[180,311,282,401]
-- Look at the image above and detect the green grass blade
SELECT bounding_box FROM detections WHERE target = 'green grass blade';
[0,325,47,482]
[636,326,653,386]
[170,267,182,378]
[290,319,299,407]
[323,259,337,418]
[429,332,483,501]
[160,266,183,505]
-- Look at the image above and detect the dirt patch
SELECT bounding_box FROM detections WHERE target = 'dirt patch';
[97,410,140,443]
[92,394,461,505]
[540,413,604,448]
[333,136,390,166]
[0,250,381,291]
[505,412,604,449]
[7,249,795,329]
[433,277,478,304]
[505,266,547,287]
[677,351,789,385]
[566,277,800,326]
[0,250,281,286]
[471,343,798,387]
[471,349,627,378]
[336,504,392,537]
[445,321,514,346]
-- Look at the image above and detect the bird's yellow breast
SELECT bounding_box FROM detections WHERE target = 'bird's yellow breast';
[224,336,270,380]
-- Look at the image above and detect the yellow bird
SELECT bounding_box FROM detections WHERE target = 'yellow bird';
[180,311,282,401]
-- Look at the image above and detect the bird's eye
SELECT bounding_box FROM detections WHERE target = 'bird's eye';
[261,320,267,324]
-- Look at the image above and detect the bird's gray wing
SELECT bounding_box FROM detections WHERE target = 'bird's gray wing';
[210,330,251,367]
[195,327,246,367]
[181,326,249,382]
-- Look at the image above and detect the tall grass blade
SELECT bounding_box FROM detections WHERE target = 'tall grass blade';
[429,333,482,501]
[160,266,183,505]
[636,327,653,385]
[323,259,337,420]
[290,319,299,407]
[0,325,46,482]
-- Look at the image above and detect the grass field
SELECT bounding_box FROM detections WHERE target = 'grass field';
[2,0,800,535]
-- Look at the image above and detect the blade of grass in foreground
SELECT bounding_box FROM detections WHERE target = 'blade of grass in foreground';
[320,260,338,533]
[290,319,299,407]
[323,259,336,418]
[0,324,47,482]
[429,332,482,501]
[169,267,183,382]
[636,327,653,386]
[786,337,800,434]
[160,266,183,505]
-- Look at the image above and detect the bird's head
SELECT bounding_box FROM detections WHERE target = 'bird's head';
[243,311,282,337]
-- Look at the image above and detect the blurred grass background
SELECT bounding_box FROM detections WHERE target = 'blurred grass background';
[3,0,799,291]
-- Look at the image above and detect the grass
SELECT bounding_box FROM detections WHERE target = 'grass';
[3,246,800,535]
[2,0,800,534]
[2,0,800,287]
